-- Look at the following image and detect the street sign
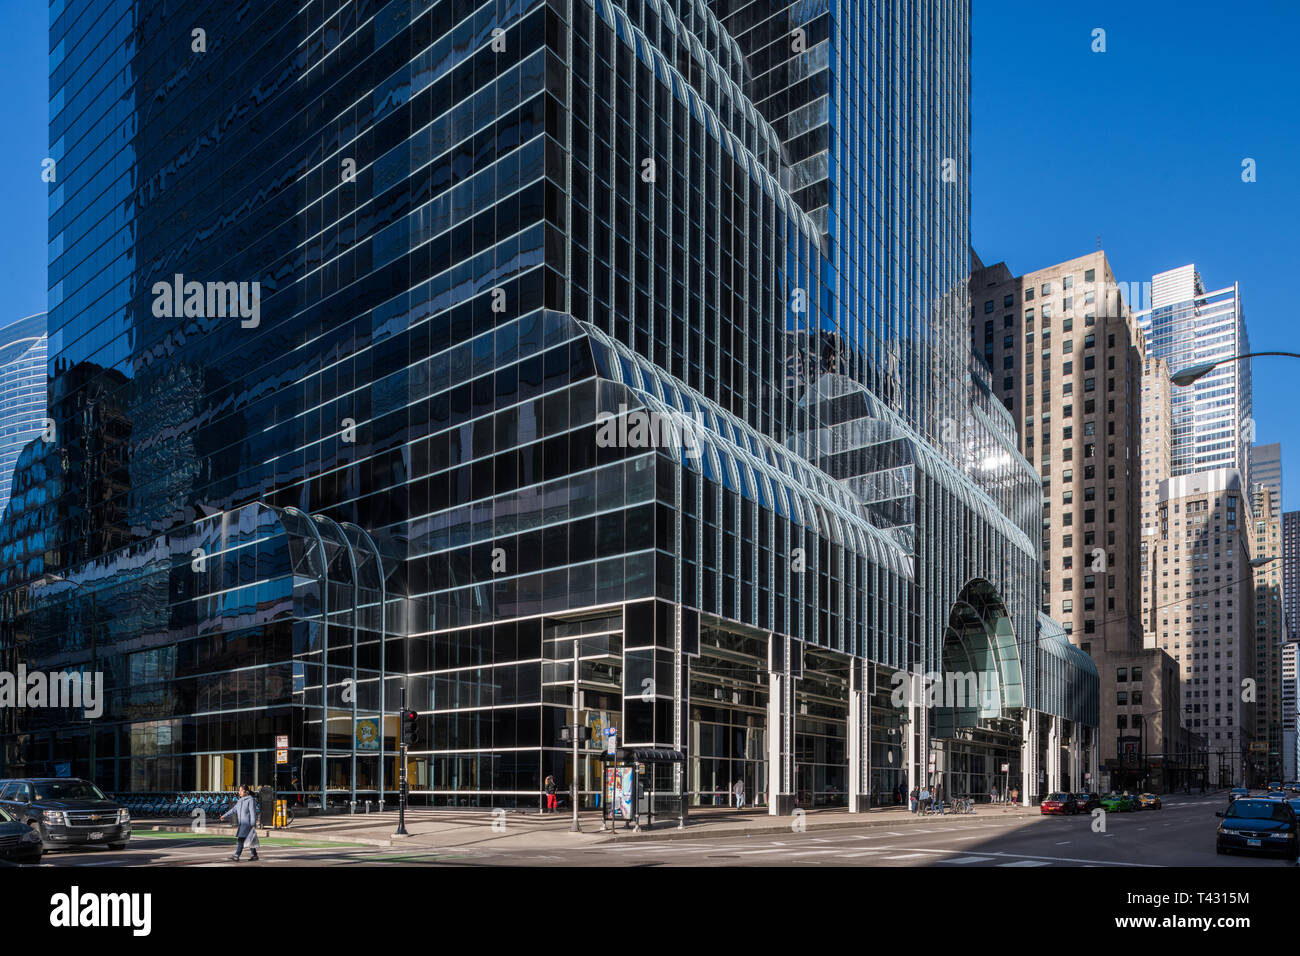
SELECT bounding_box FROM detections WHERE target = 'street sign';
[275,749,288,765]
[275,734,288,749]
[605,728,617,755]
[1000,762,1009,773]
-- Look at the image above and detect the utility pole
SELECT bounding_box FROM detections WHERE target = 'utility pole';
[571,636,581,832]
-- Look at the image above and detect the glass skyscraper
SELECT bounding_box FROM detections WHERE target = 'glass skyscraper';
[1135,264,1252,488]
[0,312,48,519]
[1,0,1095,810]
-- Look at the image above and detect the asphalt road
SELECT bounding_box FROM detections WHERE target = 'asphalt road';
[32,793,1299,867]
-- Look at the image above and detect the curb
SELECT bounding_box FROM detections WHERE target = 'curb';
[144,824,394,848]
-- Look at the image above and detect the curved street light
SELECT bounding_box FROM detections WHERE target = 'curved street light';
[1171,351,1300,387]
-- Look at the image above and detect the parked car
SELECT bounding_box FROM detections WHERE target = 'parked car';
[1073,792,1101,813]
[0,778,130,851]
[1137,792,1162,810]
[0,805,42,864]
[1040,792,1079,815]
[1216,797,1299,859]
[1100,792,1137,812]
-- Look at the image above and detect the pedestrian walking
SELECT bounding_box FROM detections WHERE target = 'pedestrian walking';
[543,774,558,813]
[909,785,918,813]
[733,778,745,809]
[920,785,931,813]
[1010,785,1019,806]
[220,785,260,862]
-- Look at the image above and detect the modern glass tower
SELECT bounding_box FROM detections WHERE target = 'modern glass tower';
[0,312,47,519]
[0,0,1096,809]
[1135,264,1252,488]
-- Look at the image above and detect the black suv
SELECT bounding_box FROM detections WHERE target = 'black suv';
[0,778,130,851]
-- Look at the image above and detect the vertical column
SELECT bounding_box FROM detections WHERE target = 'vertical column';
[1021,709,1037,806]
[1069,723,1082,794]
[919,674,929,792]
[767,633,785,816]
[906,672,917,806]
[848,658,869,812]
[1047,715,1061,795]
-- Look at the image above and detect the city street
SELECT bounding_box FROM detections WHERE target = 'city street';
[33,794,1297,868]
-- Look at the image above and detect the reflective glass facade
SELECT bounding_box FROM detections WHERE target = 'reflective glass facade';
[0,0,1096,807]
[1135,273,1251,486]
[0,313,48,518]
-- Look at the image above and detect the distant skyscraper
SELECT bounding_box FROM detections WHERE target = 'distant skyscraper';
[1251,442,1282,521]
[1252,486,1284,783]
[1284,642,1299,781]
[971,251,1178,784]
[1135,265,1252,488]
[1285,510,1300,642]
[1147,468,1256,785]
[0,312,47,518]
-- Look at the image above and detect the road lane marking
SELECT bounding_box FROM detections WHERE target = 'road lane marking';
[999,860,1049,867]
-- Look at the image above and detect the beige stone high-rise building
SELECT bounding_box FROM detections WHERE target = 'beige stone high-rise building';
[971,251,1183,785]
[1252,485,1285,783]
[1140,356,1172,544]
[1146,468,1257,785]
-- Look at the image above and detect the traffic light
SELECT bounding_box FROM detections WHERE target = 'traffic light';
[401,709,419,746]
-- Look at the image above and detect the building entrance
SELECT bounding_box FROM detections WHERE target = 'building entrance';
[688,627,768,808]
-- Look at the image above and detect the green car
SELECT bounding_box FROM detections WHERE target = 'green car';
[1099,792,1137,812]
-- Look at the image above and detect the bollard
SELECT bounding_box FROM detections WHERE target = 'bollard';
[349,800,357,815]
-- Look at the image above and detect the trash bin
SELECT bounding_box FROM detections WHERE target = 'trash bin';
[258,785,275,828]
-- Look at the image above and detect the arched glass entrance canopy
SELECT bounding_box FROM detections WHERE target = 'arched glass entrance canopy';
[935,578,1025,738]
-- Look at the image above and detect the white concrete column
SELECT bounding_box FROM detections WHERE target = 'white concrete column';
[1021,709,1036,805]
[1069,723,1082,793]
[1047,715,1061,795]
[907,675,918,804]
[768,669,783,816]
[848,660,867,812]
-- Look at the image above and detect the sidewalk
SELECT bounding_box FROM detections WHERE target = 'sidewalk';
[136,801,1045,852]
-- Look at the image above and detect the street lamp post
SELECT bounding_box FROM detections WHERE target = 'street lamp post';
[1171,351,1300,387]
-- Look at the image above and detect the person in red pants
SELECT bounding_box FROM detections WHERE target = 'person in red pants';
[544,774,558,812]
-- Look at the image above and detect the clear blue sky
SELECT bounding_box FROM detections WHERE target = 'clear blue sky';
[973,0,1300,510]
[0,1,1296,507]
[0,0,47,320]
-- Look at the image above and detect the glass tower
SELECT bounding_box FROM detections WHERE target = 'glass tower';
[1135,265,1252,488]
[0,312,48,519]
[1,0,1096,808]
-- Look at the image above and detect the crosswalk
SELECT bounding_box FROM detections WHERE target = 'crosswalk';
[586,825,1153,867]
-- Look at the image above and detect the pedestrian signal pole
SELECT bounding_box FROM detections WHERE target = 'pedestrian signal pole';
[396,685,416,837]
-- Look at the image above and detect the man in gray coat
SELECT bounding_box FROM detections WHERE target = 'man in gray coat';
[220,785,260,861]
